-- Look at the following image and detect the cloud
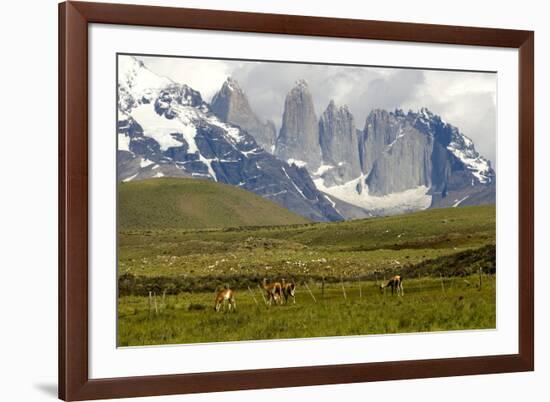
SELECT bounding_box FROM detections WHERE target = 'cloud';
[402,70,497,165]
[137,55,496,167]
[349,69,426,125]
[135,56,233,101]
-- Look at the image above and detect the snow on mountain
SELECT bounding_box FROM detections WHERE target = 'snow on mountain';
[130,104,196,152]
[207,78,494,218]
[412,107,493,185]
[446,130,493,184]
[118,56,173,113]
[117,56,494,220]
[314,175,432,216]
[313,107,495,216]
[117,56,342,222]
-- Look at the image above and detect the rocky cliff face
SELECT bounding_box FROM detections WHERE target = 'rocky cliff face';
[365,125,433,195]
[346,107,495,213]
[211,77,277,152]
[275,80,321,169]
[117,56,342,222]
[359,109,404,176]
[318,100,361,185]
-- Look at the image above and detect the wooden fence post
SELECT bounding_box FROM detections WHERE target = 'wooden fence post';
[479,267,483,290]
[247,285,259,306]
[340,277,347,300]
[304,282,317,303]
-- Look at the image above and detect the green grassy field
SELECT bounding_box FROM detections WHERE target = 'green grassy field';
[118,178,310,230]
[117,179,496,346]
[118,276,495,346]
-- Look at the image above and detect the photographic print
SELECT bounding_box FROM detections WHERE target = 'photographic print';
[116,54,496,347]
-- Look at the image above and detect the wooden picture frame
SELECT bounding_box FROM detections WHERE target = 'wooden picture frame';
[59,1,534,400]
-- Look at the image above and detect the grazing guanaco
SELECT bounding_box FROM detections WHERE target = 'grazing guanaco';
[379,275,404,296]
[262,278,283,306]
[214,286,236,312]
[281,278,296,304]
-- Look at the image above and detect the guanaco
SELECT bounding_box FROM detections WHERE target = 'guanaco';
[214,286,236,312]
[281,278,296,304]
[379,275,404,296]
[262,278,283,306]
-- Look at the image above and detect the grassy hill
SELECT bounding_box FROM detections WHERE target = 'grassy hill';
[118,178,310,230]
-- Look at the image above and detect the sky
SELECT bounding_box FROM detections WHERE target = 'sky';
[136,55,497,167]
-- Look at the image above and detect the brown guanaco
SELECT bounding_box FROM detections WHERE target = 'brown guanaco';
[214,286,236,312]
[379,275,404,296]
[262,278,283,306]
[281,278,296,304]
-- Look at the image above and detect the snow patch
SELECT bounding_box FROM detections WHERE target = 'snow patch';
[315,176,432,214]
[118,56,173,110]
[204,115,244,143]
[446,130,492,184]
[265,190,288,198]
[386,127,405,150]
[323,194,342,216]
[287,159,307,168]
[282,167,308,199]
[242,148,263,156]
[131,104,195,152]
[118,134,131,152]
[314,164,335,176]
[198,156,217,181]
[123,173,138,182]
[452,195,470,207]
[140,158,155,168]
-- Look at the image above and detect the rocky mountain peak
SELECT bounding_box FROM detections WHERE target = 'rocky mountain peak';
[220,76,244,95]
[118,55,174,113]
[362,107,494,199]
[318,100,361,185]
[118,57,495,219]
[275,80,321,168]
[211,77,277,152]
[295,79,309,88]
[118,67,342,222]
[420,106,433,117]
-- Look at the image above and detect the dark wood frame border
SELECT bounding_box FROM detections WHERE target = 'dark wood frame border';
[59,1,534,400]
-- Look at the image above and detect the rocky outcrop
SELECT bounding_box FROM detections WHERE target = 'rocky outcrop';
[318,100,361,185]
[359,109,405,175]
[211,77,277,152]
[365,125,434,195]
[275,80,321,169]
[362,108,494,201]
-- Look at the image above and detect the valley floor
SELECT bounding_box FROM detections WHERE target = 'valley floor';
[117,205,496,346]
